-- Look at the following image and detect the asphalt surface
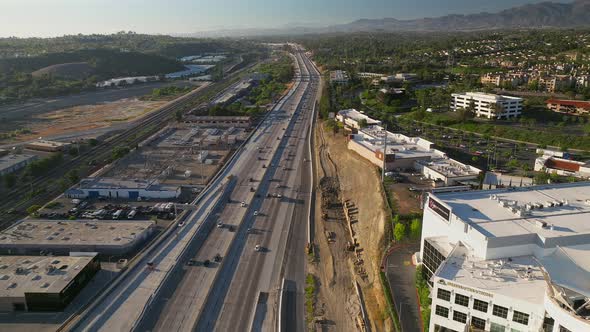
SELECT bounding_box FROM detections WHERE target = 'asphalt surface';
[385,243,422,332]
[132,47,319,332]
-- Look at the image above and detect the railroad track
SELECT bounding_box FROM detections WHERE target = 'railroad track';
[0,61,258,228]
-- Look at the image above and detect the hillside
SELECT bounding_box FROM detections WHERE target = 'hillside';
[32,62,95,80]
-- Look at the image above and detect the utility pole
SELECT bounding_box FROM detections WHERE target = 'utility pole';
[381,124,388,182]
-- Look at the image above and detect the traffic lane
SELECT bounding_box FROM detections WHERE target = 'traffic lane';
[212,89,312,328]
[145,108,289,331]
[216,107,312,330]
[386,243,421,332]
[280,130,313,332]
[214,176,291,331]
[192,100,306,329]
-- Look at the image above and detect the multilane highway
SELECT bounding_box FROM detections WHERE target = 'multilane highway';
[135,46,320,332]
[69,46,319,332]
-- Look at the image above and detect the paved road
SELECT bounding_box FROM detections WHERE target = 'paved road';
[207,48,319,332]
[385,243,422,332]
[131,46,319,332]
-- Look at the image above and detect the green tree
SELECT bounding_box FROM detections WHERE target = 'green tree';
[358,118,368,128]
[112,146,130,160]
[26,204,41,216]
[67,169,79,184]
[393,222,406,242]
[3,173,16,188]
[409,218,422,240]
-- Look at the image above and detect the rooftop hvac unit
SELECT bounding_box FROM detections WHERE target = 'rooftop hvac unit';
[535,220,548,229]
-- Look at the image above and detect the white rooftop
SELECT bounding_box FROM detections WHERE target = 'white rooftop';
[437,244,547,305]
[0,220,153,247]
[337,109,381,125]
[421,157,481,178]
[355,125,440,159]
[433,182,590,241]
[452,91,523,102]
[0,254,96,298]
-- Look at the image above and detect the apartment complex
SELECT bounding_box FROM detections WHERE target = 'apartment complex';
[451,92,523,119]
[546,99,590,115]
[420,183,590,332]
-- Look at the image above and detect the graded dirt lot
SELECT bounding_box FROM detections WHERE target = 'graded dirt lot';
[310,123,390,332]
[9,98,167,142]
[0,80,197,142]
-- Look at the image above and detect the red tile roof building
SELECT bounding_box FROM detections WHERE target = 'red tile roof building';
[546,99,590,115]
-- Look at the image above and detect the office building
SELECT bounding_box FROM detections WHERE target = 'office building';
[451,92,523,119]
[419,183,590,332]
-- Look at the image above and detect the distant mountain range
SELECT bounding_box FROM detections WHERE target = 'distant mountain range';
[327,0,590,32]
[187,0,590,37]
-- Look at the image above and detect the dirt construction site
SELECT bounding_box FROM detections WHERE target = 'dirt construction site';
[310,122,390,332]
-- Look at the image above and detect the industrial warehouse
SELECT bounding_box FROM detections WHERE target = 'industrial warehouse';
[420,182,590,332]
[0,220,155,255]
[0,253,100,312]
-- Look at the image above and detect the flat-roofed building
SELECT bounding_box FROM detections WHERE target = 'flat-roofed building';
[66,177,181,200]
[0,253,100,312]
[535,153,590,179]
[25,140,71,153]
[347,125,442,170]
[415,157,482,186]
[451,92,523,119]
[184,115,251,128]
[0,154,38,176]
[0,220,155,255]
[420,183,590,332]
[336,109,381,130]
[546,99,590,115]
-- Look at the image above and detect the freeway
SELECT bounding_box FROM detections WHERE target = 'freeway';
[68,46,319,332]
[132,47,319,332]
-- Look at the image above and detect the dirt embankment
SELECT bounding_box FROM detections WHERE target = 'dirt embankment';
[309,123,390,331]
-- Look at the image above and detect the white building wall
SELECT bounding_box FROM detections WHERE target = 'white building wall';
[430,276,546,332]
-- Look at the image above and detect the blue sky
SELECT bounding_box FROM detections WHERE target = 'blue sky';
[0,0,572,37]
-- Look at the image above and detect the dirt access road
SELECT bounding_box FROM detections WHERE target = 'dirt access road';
[309,122,390,331]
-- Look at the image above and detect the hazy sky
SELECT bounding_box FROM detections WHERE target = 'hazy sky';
[0,0,573,37]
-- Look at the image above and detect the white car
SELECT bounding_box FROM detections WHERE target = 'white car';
[255,245,262,252]
[253,210,259,216]
[216,222,223,228]
[241,201,246,207]
[277,194,282,199]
